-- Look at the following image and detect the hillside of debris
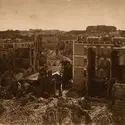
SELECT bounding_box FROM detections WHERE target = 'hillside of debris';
[0,94,116,125]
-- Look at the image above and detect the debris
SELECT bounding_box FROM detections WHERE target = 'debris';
[90,105,115,125]
[33,104,39,109]
[0,96,118,125]
[78,97,91,110]
[0,104,5,115]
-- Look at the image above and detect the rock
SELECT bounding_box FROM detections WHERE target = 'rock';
[37,97,44,102]
[20,98,28,106]
[28,95,37,102]
[37,97,48,104]
[78,97,91,110]
[34,104,39,109]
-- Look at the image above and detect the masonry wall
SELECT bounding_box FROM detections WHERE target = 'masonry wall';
[72,36,123,90]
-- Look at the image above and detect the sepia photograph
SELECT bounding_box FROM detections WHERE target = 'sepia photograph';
[0,0,125,124]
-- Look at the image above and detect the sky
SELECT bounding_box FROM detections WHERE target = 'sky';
[0,0,125,31]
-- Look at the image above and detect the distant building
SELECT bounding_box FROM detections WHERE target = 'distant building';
[66,30,86,36]
[58,35,77,57]
[42,35,58,49]
[109,31,120,37]
[0,38,34,49]
[119,30,125,37]
[0,39,4,49]
[112,36,125,46]
[58,35,77,44]
[86,25,117,33]
[35,35,58,52]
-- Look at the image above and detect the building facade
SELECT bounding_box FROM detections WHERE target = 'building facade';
[73,35,125,90]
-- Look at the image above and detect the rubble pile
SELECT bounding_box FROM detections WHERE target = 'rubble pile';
[112,83,125,116]
[42,97,92,125]
[0,98,47,125]
[0,96,117,125]
[90,104,115,125]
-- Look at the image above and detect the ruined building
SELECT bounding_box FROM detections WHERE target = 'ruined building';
[73,35,125,96]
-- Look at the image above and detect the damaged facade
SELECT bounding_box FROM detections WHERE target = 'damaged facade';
[73,35,125,96]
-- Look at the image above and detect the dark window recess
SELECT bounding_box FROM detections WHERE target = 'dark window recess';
[15,59,30,69]
[4,44,13,48]
[32,58,34,66]
[84,59,87,65]
[81,70,84,76]
[84,48,87,55]
[84,70,87,77]
[15,48,30,58]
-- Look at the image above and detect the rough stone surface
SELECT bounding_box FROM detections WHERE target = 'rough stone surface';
[0,97,117,125]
